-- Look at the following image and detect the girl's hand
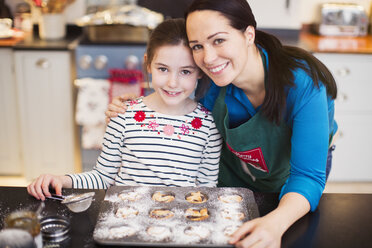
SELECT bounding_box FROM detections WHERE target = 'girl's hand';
[105,94,137,124]
[229,215,282,248]
[27,174,71,201]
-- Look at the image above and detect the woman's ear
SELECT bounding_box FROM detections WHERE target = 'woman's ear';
[144,53,151,73]
[244,25,255,46]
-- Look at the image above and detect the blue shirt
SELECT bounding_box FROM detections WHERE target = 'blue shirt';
[199,49,337,211]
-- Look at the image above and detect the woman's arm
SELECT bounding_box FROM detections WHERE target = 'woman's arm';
[230,192,310,247]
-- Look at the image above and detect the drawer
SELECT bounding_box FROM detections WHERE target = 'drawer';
[314,53,372,113]
[330,113,372,181]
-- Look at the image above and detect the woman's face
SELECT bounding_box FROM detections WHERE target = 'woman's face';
[186,10,252,87]
[147,44,199,108]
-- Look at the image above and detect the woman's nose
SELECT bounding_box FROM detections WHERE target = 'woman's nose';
[203,46,217,64]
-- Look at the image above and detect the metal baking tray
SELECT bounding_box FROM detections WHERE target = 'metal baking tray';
[93,186,259,247]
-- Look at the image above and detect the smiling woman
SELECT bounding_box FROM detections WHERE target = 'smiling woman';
[183,0,338,247]
[104,1,338,247]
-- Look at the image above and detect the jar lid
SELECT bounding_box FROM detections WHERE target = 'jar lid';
[40,216,70,242]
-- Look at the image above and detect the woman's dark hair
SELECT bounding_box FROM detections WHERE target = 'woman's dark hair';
[185,0,337,124]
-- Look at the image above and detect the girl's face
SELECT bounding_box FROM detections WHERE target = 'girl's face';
[186,10,253,87]
[147,44,199,109]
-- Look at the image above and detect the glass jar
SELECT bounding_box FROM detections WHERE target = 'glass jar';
[4,210,42,248]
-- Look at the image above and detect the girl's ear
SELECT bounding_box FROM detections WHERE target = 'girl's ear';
[144,53,151,73]
[243,25,255,46]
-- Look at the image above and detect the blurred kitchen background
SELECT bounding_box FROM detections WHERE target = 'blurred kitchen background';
[1,0,372,193]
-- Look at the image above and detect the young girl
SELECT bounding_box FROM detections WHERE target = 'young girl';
[27,18,222,201]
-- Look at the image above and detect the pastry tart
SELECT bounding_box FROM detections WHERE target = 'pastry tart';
[149,208,174,219]
[185,191,207,204]
[185,208,209,221]
[152,192,175,203]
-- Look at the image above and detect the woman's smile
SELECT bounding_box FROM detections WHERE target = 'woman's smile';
[208,62,229,74]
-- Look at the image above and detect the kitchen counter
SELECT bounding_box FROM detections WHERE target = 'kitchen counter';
[0,186,371,248]
[0,25,82,51]
[299,31,372,54]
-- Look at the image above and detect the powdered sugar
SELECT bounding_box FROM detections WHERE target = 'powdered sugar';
[93,186,259,247]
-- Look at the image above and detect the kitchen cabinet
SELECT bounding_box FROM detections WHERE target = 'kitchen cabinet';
[249,0,302,29]
[314,53,372,181]
[0,48,22,175]
[14,50,76,180]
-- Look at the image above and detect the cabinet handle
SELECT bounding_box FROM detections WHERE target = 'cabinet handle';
[337,92,348,103]
[36,58,50,69]
[339,130,344,138]
[336,68,350,77]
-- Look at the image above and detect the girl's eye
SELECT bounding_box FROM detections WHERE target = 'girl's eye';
[181,70,191,75]
[158,67,168,72]
[191,44,202,51]
[214,38,224,45]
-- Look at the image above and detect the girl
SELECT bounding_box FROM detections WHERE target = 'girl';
[27,18,222,201]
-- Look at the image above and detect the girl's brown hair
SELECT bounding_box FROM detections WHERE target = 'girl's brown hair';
[144,17,207,101]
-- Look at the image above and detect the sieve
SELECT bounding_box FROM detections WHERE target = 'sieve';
[47,192,95,213]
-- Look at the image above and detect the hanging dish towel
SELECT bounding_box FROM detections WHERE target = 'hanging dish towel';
[75,78,110,149]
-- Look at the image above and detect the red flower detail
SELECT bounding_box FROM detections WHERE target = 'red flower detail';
[201,106,209,114]
[134,111,146,122]
[129,100,139,106]
[191,117,202,129]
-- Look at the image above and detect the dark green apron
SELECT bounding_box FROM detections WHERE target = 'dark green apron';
[213,86,292,192]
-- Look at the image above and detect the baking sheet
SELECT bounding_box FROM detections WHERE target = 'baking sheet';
[93,186,259,247]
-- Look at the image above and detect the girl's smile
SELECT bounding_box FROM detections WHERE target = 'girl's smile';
[144,44,199,115]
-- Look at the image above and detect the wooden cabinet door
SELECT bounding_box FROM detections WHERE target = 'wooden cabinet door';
[0,48,22,175]
[14,51,76,180]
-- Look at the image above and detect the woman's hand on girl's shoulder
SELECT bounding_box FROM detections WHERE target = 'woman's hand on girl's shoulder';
[105,94,137,124]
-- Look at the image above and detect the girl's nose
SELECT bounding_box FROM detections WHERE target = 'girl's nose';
[167,73,178,88]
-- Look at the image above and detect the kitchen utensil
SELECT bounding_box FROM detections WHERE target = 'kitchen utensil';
[40,215,70,243]
[93,186,259,247]
[47,192,95,213]
[319,3,369,36]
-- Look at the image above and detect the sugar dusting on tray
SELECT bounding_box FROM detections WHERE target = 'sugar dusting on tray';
[93,186,259,246]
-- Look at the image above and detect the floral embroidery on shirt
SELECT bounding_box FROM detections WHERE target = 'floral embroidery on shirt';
[129,100,139,106]
[181,124,190,135]
[191,117,202,129]
[148,120,159,130]
[201,106,209,114]
[163,125,175,136]
[134,111,146,122]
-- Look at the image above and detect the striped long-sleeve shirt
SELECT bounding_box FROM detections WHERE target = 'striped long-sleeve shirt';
[68,98,222,189]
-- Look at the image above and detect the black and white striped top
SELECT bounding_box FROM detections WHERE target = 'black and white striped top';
[68,98,222,189]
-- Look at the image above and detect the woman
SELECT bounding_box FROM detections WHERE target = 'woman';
[106,0,338,247]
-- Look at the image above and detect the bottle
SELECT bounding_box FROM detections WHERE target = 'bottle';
[14,2,33,33]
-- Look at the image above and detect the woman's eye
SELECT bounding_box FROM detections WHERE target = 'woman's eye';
[214,39,224,45]
[158,67,168,72]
